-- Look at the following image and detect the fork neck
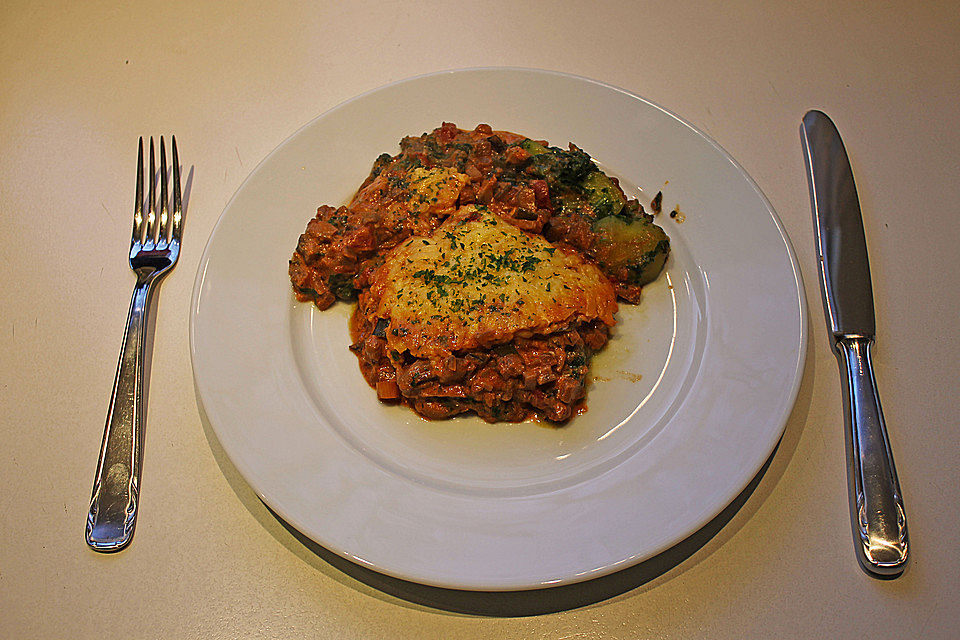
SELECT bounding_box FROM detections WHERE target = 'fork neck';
[133,267,159,283]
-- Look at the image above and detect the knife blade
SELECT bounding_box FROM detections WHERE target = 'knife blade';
[800,109,909,576]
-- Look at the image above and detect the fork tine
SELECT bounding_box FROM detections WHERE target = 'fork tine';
[158,137,169,248]
[171,135,182,243]
[131,137,144,250]
[145,137,157,247]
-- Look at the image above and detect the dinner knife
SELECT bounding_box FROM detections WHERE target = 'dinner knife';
[800,110,908,576]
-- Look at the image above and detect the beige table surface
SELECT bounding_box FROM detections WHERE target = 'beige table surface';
[3,1,959,637]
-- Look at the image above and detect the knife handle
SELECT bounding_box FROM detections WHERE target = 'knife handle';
[835,336,909,575]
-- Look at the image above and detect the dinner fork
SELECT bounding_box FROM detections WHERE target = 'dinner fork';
[86,136,182,552]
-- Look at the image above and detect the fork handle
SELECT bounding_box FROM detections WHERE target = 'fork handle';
[86,275,156,551]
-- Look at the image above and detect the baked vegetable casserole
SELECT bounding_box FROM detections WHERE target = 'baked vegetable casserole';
[289,123,670,422]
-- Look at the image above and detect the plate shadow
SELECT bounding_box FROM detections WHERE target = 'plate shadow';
[198,392,813,615]
[268,444,776,616]
[195,318,814,616]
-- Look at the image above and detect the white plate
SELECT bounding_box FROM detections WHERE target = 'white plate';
[190,68,806,590]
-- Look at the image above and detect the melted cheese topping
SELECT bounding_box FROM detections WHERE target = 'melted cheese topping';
[367,206,617,358]
[405,166,467,207]
[349,166,468,236]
